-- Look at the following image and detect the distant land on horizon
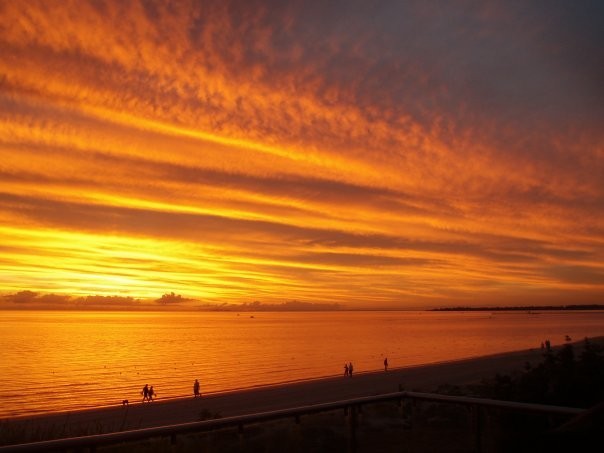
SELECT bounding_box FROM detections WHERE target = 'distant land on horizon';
[431,304,604,312]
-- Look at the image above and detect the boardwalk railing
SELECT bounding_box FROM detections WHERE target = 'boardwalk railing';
[0,391,585,453]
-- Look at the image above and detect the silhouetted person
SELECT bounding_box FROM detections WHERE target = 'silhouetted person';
[344,363,349,376]
[384,357,388,371]
[545,339,551,351]
[193,379,200,397]
[148,386,155,402]
[348,362,353,377]
[141,384,149,402]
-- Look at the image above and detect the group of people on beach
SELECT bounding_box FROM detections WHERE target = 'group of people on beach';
[141,357,392,402]
[540,335,573,352]
[344,358,389,377]
[136,356,391,404]
[141,357,393,402]
[344,362,354,376]
[139,379,201,403]
[141,384,156,402]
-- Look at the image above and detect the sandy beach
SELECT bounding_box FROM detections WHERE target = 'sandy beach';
[1,344,560,443]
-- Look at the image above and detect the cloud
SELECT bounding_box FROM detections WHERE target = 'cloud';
[2,290,40,304]
[0,291,189,310]
[155,292,194,305]
[1,291,72,308]
[3,0,602,196]
[232,300,343,312]
[545,265,604,286]
[73,295,143,309]
[0,0,602,307]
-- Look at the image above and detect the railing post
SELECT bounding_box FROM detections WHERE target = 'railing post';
[348,405,357,453]
[410,397,418,430]
[473,404,482,453]
[238,422,244,451]
[169,433,178,452]
[293,414,302,452]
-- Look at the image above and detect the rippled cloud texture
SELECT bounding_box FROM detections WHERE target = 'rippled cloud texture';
[1,0,603,308]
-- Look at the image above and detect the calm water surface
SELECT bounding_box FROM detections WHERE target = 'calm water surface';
[1,310,603,418]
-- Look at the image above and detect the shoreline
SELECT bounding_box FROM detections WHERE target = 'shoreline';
[1,345,548,422]
[3,341,585,444]
[3,337,600,446]
[3,339,573,422]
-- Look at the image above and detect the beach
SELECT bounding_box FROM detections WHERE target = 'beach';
[1,345,554,444]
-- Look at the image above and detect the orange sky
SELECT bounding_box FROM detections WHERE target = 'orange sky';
[1,0,603,309]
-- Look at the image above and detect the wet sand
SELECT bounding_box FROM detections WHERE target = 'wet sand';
[1,344,560,441]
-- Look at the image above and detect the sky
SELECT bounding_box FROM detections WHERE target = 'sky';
[1,0,603,310]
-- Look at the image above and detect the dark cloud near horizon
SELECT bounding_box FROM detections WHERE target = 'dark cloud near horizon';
[234,300,342,311]
[0,291,154,309]
[2,290,39,304]
[69,295,144,309]
[156,292,193,305]
[1,290,72,306]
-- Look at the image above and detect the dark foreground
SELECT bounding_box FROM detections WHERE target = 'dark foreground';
[2,339,603,452]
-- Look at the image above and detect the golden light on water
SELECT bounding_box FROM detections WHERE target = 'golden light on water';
[1,1,603,309]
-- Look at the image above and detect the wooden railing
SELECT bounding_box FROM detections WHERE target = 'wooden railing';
[0,391,584,453]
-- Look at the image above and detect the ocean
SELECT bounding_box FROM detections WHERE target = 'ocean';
[1,310,603,418]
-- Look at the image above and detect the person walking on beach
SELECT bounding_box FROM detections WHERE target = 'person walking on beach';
[384,357,388,371]
[141,384,149,403]
[193,379,201,398]
[344,363,349,377]
[148,386,155,402]
[348,362,353,377]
